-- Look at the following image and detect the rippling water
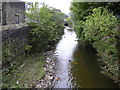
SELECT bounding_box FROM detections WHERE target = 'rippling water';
[53,27,117,88]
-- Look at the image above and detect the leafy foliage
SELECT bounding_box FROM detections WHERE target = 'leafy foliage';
[25,45,32,56]
[66,16,73,27]
[70,2,120,21]
[2,53,46,88]
[81,8,119,79]
[26,2,66,51]
[70,2,119,81]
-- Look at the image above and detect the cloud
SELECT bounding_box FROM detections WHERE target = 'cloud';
[21,0,72,14]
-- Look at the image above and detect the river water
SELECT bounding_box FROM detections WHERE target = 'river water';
[53,27,117,88]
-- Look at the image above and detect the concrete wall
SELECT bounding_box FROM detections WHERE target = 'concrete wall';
[2,24,29,66]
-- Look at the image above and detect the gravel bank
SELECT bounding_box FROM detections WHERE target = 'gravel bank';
[36,51,57,88]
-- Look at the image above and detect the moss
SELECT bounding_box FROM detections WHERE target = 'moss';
[2,53,46,88]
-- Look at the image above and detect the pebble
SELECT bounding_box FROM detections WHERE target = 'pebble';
[36,51,56,88]
[44,67,47,71]
[46,60,50,63]
[16,81,19,84]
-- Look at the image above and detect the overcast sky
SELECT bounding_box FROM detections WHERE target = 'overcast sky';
[21,0,72,14]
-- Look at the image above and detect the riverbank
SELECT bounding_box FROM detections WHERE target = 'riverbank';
[2,53,47,88]
[2,50,58,88]
[36,51,56,88]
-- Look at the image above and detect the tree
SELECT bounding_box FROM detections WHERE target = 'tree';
[26,2,66,51]
[70,2,120,21]
[70,2,120,81]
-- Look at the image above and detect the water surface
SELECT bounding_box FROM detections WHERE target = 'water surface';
[53,27,117,88]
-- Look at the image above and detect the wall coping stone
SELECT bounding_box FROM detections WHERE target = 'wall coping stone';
[1,23,29,31]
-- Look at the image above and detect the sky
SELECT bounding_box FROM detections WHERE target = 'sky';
[21,0,72,14]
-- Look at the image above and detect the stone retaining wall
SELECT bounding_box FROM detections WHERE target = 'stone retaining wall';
[2,23,30,66]
[2,2,25,25]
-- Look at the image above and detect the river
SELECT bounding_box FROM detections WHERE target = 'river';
[52,27,117,88]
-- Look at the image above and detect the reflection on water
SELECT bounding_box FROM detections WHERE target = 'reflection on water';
[53,27,117,88]
[71,45,117,88]
[53,27,78,88]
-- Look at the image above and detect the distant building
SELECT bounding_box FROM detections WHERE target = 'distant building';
[25,2,33,13]
[64,19,68,26]
[0,1,25,25]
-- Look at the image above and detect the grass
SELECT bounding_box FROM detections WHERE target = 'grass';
[2,53,46,88]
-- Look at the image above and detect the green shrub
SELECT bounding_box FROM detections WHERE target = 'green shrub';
[79,7,119,80]
[26,2,66,51]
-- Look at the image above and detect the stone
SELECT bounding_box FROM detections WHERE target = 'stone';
[2,25,29,66]
[35,50,57,88]
[46,60,50,63]
[48,76,54,80]
[44,67,47,71]
[2,2,25,25]
[16,81,19,84]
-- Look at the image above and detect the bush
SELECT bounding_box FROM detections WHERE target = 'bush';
[79,7,119,80]
[26,2,66,51]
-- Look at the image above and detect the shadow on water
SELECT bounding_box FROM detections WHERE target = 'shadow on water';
[71,43,118,88]
[53,27,118,88]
